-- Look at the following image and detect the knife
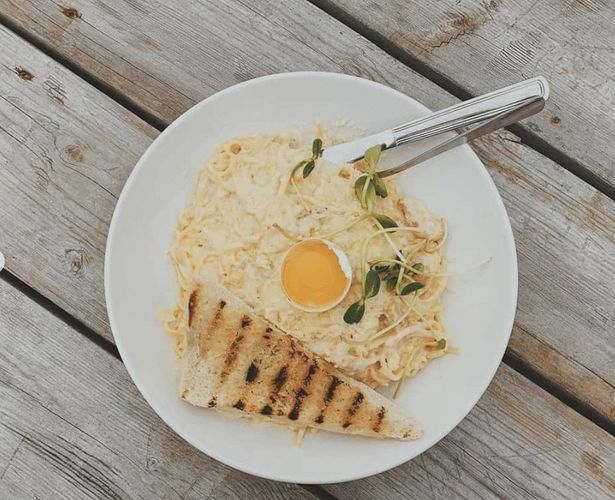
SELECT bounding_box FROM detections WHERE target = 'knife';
[321,76,550,168]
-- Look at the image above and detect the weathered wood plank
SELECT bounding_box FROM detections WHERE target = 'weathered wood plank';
[2,277,614,498]
[472,132,615,423]
[310,0,615,195]
[0,25,155,337]
[327,364,615,499]
[0,278,317,500]
[0,3,613,423]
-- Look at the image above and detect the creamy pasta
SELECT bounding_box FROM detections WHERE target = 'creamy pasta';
[162,129,448,390]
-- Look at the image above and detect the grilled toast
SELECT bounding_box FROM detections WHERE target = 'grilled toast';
[178,281,421,440]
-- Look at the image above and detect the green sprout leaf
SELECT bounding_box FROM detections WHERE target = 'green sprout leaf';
[400,282,424,296]
[373,174,388,198]
[343,300,365,324]
[291,138,323,184]
[363,269,381,299]
[364,181,376,212]
[373,213,398,229]
[312,138,323,158]
[435,338,446,350]
[302,160,315,178]
[386,276,397,292]
[354,175,375,209]
[382,258,401,283]
[354,175,368,204]
[370,262,390,274]
[364,144,382,174]
[406,262,424,277]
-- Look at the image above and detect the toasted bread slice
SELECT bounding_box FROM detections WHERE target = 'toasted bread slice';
[178,281,421,440]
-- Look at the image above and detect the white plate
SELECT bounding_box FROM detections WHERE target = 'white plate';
[105,72,517,484]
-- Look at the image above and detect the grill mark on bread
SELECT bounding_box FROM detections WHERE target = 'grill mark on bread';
[263,364,288,411]
[342,392,364,428]
[267,335,309,416]
[245,362,259,383]
[372,406,386,433]
[287,362,318,420]
[304,363,317,386]
[219,317,264,414]
[188,288,200,328]
[325,376,342,402]
[198,296,226,357]
[314,376,342,425]
[288,388,309,420]
[273,366,288,390]
[219,333,245,383]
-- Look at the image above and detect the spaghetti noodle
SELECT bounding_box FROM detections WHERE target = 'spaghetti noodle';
[161,129,448,390]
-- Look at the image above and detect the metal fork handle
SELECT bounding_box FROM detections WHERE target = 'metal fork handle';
[391,76,549,146]
[379,97,546,178]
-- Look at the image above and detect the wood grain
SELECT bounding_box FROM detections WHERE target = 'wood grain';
[0,26,156,337]
[328,364,615,499]
[0,2,613,424]
[472,131,615,422]
[1,277,614,499]
[310,0,615,195]
[0,278,317,500]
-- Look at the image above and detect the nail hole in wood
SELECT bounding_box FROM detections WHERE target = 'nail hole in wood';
[15,67,34,81]
[60,6,81,19]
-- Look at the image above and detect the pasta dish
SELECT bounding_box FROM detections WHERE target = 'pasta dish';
[162,128,448,393]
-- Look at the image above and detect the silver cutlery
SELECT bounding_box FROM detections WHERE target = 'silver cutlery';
[321,76,550,177]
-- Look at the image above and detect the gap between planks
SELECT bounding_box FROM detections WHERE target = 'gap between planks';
[503,349,615,437]
[0,10,166,132]
[2,265,613,439]
[0,270,120,360]
[306,0,615,202]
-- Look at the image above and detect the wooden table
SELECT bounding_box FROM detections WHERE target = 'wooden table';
[1,1,614,498]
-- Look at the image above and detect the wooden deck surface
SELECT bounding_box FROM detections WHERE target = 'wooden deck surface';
[1,0,613,498]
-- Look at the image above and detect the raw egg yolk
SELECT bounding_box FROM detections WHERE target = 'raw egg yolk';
[281,240,350,310]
